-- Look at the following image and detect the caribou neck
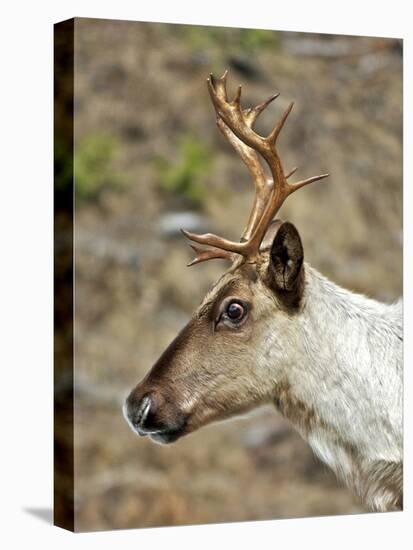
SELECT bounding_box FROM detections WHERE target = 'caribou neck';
[270,264,403,510]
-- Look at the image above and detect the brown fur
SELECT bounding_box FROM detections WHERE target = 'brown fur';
[126,222,307,439]
[361,460,403,511]
[273,379,318,433]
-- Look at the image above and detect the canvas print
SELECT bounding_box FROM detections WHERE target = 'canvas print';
[54,18,403,532]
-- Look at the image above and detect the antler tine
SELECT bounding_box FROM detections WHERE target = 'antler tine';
[244,92,280,130]
[181,229,247,255]
[267,101,294,145]
[209,70,228,103]
[289,172,329,191]
[285,166,298,179]
[186,243,233,267]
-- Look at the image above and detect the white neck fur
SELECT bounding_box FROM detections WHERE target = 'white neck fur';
[268,264,403,510]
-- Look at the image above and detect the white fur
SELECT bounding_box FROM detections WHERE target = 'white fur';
[257,263,403,507]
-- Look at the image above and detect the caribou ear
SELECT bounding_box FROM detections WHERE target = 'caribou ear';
[267,222,304,306]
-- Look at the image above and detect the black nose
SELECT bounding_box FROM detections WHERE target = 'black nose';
[124,394,153,434]
[124,388,188,444]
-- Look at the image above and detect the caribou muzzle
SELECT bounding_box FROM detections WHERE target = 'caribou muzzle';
[123,386,188,444]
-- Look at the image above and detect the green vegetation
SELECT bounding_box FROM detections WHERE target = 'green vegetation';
[238,28,280,51]
[181,25,279,54]
[74,134,121,203]
[155,135,212,209]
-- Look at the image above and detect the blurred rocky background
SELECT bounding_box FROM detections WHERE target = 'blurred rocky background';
[68,18,402,531]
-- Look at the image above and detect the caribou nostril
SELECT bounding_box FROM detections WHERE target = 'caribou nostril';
[136,395,152,428]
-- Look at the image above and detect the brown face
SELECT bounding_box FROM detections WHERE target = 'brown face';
[124,222,305,444]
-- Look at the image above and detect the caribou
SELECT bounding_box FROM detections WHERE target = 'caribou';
[124,72,403,512]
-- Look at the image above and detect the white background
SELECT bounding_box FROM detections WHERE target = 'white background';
[0,0,411,548]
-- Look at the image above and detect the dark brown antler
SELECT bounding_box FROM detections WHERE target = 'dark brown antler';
[182,71,329,266]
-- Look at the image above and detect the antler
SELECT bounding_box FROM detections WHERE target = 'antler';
[182,71,329,266]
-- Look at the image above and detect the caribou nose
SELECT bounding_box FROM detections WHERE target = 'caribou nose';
[124,393,153,435]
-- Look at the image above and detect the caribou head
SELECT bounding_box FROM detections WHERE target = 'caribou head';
[124,71,328,444]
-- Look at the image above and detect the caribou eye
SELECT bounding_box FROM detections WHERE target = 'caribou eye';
[215,298,249,329]
[225,301,246,323]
